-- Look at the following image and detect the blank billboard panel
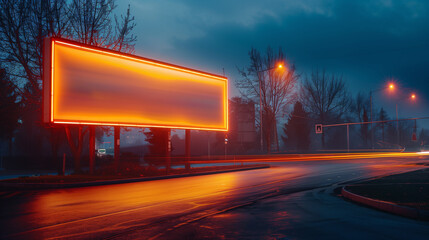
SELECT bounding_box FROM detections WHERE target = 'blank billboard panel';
[43,38,228,131]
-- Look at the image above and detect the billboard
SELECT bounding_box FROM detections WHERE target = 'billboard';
[43,38,228,131]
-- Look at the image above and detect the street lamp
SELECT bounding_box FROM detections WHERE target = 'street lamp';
[370,82,395,149]
[395,92,417,148]
[256,62,284,152]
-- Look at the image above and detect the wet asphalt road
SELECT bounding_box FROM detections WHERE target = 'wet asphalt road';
[1,154,429,239]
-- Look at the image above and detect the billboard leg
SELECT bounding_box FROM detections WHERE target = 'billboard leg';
[166,129,171,174]
[114,126,120,172]
[185,129,191,171]
[89,126,95,174]
[62,153,66,176]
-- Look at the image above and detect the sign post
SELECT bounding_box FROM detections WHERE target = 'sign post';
[185,129,191,171]
[315,124,323,134]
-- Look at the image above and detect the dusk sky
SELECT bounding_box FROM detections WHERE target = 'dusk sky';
[118,0,429,123]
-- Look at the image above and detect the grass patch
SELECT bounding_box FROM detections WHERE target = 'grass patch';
[346,168,429,211]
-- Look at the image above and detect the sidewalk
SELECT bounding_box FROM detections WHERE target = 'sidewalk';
[342,165,429,220]
[0,169,59,180]
[0,164,269,190]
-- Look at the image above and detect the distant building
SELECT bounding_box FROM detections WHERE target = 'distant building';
[228,97,257,153]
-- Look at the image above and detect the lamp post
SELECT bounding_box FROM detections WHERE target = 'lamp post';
[371,82,416,149]
[256,63,283,153]
[395,92,417,148]
[370,83,395,149]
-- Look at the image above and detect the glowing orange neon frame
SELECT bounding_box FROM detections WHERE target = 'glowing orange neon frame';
[43,37,228,131]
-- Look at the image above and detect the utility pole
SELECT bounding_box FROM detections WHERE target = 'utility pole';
[207,131,211,160]
[258,71,264,153]
[396,104,399,147]
[370,91,374,149]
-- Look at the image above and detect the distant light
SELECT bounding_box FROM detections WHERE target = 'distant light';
[417,151,429,155]
[389,83,395,90]
[411,93,416,99]
[278,64,283,69]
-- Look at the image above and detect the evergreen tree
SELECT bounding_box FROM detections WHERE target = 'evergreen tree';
[418,128,428,147]
[144,128,170,157]
[377,108,389,142]
[360,109,369,147]
[282,101,310,151]
[0,67,20,154]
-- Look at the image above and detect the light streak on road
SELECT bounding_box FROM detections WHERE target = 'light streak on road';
[187,152,424,165]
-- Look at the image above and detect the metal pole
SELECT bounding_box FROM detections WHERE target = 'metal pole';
[89,126,95,174]
[413,119,417,142]
[396,104,399,147]
[370,91,374,149]
[185,129,190,171]
[166,129,171,174]
[224,133,227,160]
[207,131,210,160]
[347,124,350,152]
[114,126,120,172]
[258,72,263,153]
[62,153,66,176]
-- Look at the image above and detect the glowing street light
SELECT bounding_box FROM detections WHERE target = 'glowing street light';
[394,92,417,148]
[256,62,286,152]
[370,82,396,149]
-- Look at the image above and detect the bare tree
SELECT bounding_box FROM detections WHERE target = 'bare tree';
[301,70,351,148]
[0,0,136,172]
[0,0,69,167]
[351,92,370,147]
[0,67,21,155]
[236,47,298,153]
[0,0,68,106]
[351,92,370,122]
[68,0,136,53]
[65,0,136,172]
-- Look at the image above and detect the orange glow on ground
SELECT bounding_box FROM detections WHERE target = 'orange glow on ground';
[46,39,228,131]
[187,152,424,164]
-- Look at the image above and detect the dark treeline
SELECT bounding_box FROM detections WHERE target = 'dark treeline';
[235,48,426,153]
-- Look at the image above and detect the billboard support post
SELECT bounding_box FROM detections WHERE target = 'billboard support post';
[89,126,95,174]
[166,130,171,174]
[114,127,120,172]
[185,129,191,171]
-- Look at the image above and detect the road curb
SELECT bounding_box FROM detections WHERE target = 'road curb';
[0,164,270,191]
[341,186,429,221]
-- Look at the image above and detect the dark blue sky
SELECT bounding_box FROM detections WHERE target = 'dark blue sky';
[118,0,429,122]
